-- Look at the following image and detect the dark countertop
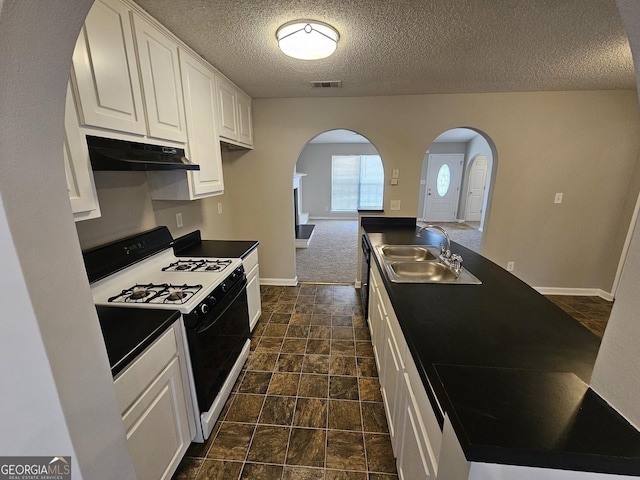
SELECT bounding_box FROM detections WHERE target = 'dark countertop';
[96,306,180,376]
[173,230,258,259]
[363,220,640,476]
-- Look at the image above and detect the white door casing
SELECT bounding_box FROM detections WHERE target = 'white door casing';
[423,154,464,222]
[464,155,488,222]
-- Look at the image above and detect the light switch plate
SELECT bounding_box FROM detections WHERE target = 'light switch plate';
[390,178,398,185]
[392,168,400,179]
[218,203,223,214]
[176,213,183,228]
[554,193,563,204]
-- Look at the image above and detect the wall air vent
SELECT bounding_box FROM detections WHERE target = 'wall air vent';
[310,80,342,88]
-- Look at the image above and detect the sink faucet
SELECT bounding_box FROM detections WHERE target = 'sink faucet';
[417,224,451,258]
[417,224,464,275]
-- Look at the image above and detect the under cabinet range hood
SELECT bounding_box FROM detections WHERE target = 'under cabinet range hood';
[86,135,199,172]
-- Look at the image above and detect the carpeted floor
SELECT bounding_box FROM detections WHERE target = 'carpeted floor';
[418,221,482,253]
[296,220,359,284]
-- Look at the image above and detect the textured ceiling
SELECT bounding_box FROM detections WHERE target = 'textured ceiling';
[134,0,635,99]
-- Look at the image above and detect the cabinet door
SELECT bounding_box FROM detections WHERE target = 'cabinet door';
[132,13,187,143]
[216,74,239,142]
[397,373,438,480]
[246,263,261,331]
[63,82,101,221]
[178,49,224,196]
[122,356,191,480]
[71,0,146,135]
[369,266,387,370]
[242,249,261,331]
[381,313,404,452]
[237,90,253,147]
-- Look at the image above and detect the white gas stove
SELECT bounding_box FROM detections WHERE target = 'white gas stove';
[89,248,241,313]
[84,227,251,443]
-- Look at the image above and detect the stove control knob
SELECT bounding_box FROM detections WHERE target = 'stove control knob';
[200,304,209,315]
[207,295,217,306]
[221,283,229,293]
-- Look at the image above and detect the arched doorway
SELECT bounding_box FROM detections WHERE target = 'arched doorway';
[417,128,496,253]
[294,129,384,283]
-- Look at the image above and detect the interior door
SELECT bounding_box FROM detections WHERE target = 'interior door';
[464,155,488,222]
[423,154,464,222]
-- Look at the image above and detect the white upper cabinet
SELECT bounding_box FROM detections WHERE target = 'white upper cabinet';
[148,49,224,200]
[216,74,239,142]
[237,90,253,147]
[71,0,146,135]
[216,74,253,148]
[131,13,188,143]
[63,82,101,222]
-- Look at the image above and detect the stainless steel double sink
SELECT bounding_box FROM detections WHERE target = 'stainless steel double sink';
[376,245,482,284]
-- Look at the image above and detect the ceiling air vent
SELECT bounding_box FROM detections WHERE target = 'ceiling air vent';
[310,80,342,89]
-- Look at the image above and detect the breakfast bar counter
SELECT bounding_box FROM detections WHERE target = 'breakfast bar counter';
[362,218,640,477]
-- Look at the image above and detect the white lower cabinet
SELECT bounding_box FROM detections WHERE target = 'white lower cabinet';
[397,361,442,479]
[369,263,442,479]
[368,265,386,371]
[243,249,261,331]
[114,322,193,480]
[381,310,405,452]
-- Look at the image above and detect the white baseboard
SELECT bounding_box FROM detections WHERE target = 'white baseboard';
[295,238,311,249]
[534,286,614,301]
[260,277,299,286]
[309,216,359,220]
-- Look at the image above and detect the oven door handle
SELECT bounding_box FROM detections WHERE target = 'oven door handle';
[196,278,247,334]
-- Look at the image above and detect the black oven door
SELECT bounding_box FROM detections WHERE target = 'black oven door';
[185,277,250,412]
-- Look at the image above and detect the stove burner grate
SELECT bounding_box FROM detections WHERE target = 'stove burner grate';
[162,258,233,273]
[108,283,202,304]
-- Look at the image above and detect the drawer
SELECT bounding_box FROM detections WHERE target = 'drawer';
[242,248,258,273]
[114,324,178,415]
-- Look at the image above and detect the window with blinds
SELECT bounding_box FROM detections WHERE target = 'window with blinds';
[331,155,384,211]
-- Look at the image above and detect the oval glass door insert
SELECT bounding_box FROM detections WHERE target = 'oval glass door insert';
[436,164,451,197]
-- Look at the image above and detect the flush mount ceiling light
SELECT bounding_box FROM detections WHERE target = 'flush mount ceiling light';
[276,20,339,60]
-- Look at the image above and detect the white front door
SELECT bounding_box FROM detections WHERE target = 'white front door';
[464,155,488,222]
[423,154,464,222]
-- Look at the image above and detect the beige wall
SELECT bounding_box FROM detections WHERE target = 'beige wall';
[227,91,640,291]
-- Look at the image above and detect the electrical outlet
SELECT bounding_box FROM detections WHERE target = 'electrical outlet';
[390,200,401,211]
[554,193,563,204]
[506,261,515,272]
[176,213,183,228]
[217,202,223,214]
[390,178,398,185]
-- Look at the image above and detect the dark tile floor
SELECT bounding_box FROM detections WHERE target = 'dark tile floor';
[545,295,613,338]
[173,284,397,480]
[172,285,614,480]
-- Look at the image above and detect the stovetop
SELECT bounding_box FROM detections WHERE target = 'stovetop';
[89,249,242,313]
